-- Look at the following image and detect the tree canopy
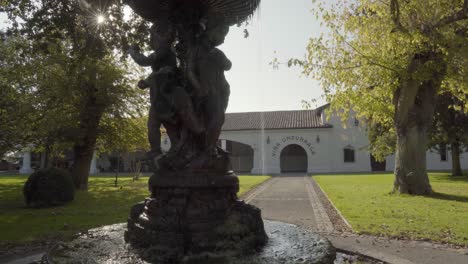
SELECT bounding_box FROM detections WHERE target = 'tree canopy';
[300,0,467,121]
[1,0,151,189]
[0,34,36,157]
[296,0,467,194]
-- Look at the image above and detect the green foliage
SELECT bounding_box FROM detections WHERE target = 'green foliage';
[315,173,468,245]
[0,33,148,161]
[0,36,36,156]
[0,1,151,162]
[431,92,468,147]
[0,0,151,57]
[23,168,75,207]
[98,116,149,154]
[0,175,270,244]
[297,0,468,159]
[367,121,396,161]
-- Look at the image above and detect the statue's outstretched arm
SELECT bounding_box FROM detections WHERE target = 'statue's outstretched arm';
[129,45,154,67]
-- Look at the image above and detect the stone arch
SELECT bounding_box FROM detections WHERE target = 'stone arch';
[219,133,264,174]
[280,144,308,173]
[272,139,315,174]
[221,140,254,173]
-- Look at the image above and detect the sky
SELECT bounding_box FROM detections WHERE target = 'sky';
[221,0,325,113]
[0,0,327,113]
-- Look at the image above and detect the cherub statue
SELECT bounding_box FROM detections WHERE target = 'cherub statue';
[186,20,232,164]
[130,21,204,165]
[129,23,178,160]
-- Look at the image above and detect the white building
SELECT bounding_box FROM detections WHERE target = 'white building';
[168,105,468,175]
[18,105,468,175]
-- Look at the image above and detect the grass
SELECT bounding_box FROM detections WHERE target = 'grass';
[314,172,468,246]
[0,174,270,245]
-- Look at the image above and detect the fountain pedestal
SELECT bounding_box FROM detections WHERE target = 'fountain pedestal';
[125,171,267,263]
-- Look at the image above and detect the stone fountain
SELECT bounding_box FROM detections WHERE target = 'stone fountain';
[42,0,337,263]
[123,0,267,262]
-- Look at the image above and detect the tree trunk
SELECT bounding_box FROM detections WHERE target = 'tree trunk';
[115,152,120,187]
[393,53,445,195]
[394,126,432,194]
[69,32,108,190]
[40,150,47,169]
[40,145,52,169]
[451,141,463,176]
[72,144,95,190]
[71,88,105,190]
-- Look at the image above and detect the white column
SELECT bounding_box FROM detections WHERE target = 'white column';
[251,145,264,175]
[89,152,98,175]
[221,140,227,151]
[19,151,33,174]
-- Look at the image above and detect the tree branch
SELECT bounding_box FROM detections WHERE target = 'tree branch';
[340,35,401,73]
[390,0,408,33]
[324,27,402,73]
[427,0,468,32]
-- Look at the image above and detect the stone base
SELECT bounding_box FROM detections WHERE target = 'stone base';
[42,221,336,264]
[124,171,267,263]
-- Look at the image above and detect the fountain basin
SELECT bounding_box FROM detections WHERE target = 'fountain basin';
[42,220,336,264]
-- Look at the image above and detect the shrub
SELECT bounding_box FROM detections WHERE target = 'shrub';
[23,168,75,207]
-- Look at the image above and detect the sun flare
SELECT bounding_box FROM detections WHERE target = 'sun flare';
[96,15,105,24]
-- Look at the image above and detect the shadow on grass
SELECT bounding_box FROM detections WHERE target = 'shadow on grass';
[440,176,468,183]
[429,173,468,184]
[311,171,393,176]
[425,192,468,203]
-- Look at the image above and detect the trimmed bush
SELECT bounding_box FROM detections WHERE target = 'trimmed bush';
[23,168,75,207]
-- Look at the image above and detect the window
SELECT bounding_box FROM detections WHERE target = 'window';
[344,147,355,163]
[354,118,359,127]
[440,144,447,162]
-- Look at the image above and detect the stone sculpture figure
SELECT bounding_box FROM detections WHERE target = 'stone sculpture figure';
[187,21,232,168]
[129,22,203,165]
[128,23,176,160]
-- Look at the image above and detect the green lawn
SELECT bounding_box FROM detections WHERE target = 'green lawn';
[0,174,269,245]
[315,172,468,245]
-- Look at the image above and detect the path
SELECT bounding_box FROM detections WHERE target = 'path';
[245,174,333,232]
[247,174,468,264]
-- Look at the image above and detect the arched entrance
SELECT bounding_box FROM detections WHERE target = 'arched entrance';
[280,144,308,173]
[225,140,254,173]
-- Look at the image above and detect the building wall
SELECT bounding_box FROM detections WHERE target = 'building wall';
[219,110,373,175]
[386,150,468,172]
[220,111,468,175]
[154,112,468,175]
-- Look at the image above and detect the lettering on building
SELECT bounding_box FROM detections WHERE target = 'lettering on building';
[272,136,315,157]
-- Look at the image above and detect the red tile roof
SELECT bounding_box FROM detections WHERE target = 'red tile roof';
[222,109,332,131]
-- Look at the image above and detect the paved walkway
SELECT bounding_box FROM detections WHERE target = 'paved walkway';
[247,175,468,264]
[245,175,333,232]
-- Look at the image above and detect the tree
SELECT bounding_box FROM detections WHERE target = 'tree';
[431,92,468,176]
[0,34,36,157]
[2,0,149,190]
[296,0,467,194]
[97,115,149,186]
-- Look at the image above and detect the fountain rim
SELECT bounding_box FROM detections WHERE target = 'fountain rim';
[124,0,261,26]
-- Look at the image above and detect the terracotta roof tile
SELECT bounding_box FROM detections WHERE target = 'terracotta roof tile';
[222,109,332,131]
